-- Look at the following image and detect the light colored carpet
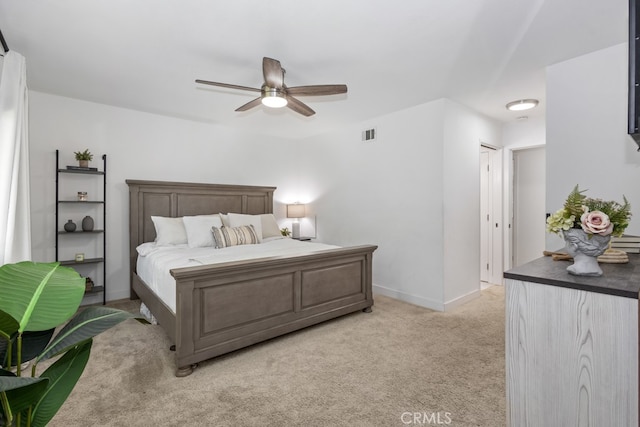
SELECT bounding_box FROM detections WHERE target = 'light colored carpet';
[49,287,506,426]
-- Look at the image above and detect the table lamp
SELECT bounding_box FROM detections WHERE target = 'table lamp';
[287,203,306,238]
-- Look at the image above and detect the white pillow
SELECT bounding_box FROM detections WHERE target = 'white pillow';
[183,215,224,248]
[151,216,188,245]
[228,213,263,242]
[219,213,230,227]
[259,214,281,239]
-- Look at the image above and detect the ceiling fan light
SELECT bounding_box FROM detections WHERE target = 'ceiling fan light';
[261,88,288,108]
[506,99,539,111]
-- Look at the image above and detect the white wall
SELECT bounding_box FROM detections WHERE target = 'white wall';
[301,99,447,308]
[28,91,500,309]
[502,116,545,150]
[28,91,298,301]
[442,100,502,305]
[546,43,640,249]
[300,98,501,311]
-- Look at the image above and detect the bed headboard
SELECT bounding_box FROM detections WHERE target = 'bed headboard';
[126,180,276,298]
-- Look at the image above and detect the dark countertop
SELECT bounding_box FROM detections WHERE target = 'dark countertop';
[504,254,640,299]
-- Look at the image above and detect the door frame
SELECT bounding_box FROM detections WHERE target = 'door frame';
[480,143,503,286]
[503,143,546,272]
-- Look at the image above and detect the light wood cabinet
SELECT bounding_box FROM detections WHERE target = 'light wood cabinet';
[504,257,639,426]
[505,280,638,427]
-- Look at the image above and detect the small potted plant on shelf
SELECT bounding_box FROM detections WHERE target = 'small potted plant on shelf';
[74,149,93,168]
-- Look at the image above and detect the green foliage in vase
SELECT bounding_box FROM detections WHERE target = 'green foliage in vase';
[547,185,632,238]
[563,185,587,220]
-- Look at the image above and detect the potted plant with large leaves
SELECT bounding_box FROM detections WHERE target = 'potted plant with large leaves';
[0,261,146,426]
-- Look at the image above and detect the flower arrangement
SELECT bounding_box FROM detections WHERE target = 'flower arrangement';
[546,185,631,238]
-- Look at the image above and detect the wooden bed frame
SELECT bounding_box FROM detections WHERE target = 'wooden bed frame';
[127,180,376,376]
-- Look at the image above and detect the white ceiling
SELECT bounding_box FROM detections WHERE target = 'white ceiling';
[0,0,628,139]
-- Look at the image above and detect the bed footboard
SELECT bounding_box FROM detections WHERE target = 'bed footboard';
[169,245,376,376]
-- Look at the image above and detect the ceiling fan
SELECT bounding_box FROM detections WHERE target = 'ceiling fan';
[195,57,347,117]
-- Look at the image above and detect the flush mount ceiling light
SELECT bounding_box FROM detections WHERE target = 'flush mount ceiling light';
[261,87,288,108]
[506,99,539,111]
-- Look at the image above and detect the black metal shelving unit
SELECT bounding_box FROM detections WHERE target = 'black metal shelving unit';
[55,150,107,305]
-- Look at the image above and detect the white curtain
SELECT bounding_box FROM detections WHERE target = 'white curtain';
[0,51,31,264]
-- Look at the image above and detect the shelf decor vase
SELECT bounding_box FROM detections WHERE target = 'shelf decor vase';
[64,220,76,232]
[82,216,94,232]
[562,228,610,277]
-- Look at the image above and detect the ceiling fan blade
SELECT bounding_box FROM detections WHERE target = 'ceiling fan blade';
[286,84,348,96]
[235,97,263,112]
[286,96,315,116]
[195,79,261,93]
[263,57,284,89]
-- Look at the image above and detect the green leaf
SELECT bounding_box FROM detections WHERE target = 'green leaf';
[0,310,19,368]
[30,340,92,427]
[37,306,144,362]
[0,375,49,421]
[0,309,19,338]
[564,184,586,219]
[0,262,84,333]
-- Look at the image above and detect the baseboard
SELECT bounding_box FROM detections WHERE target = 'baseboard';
[443,288,481,312]
[373,284,483,312]
[373,284,445,311]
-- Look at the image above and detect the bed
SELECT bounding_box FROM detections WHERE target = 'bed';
[127,180,377,376]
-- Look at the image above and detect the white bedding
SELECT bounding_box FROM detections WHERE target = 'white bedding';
[136,237,340,313]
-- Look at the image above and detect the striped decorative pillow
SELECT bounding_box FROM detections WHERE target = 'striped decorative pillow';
[211,225,259,249]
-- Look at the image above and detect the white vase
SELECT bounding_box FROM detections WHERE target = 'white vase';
[562,228,610,276]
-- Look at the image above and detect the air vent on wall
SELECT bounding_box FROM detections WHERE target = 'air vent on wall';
[362,127,377,142]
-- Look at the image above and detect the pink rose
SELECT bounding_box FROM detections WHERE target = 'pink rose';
[580,210,614,236]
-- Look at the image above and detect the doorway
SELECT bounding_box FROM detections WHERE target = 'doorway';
[512,146,546,267]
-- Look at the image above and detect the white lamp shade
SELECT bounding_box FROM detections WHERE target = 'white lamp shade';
[287,204,306,218]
